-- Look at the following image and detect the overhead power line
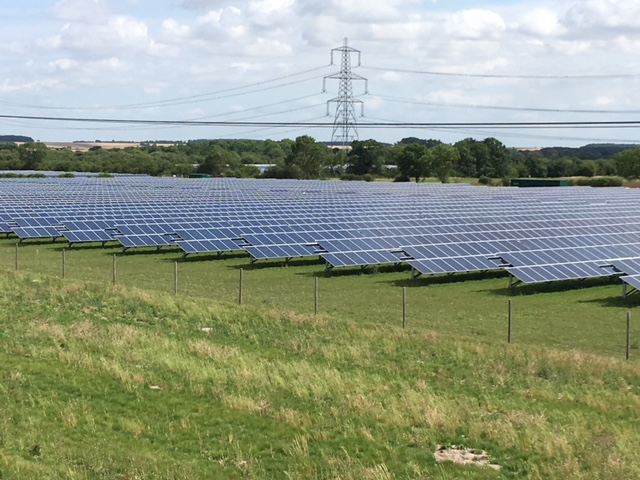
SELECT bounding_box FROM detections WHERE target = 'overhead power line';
[363,65,640,80]
[3,113,640,129]
[0,65,331,111]
[376,94,640,115]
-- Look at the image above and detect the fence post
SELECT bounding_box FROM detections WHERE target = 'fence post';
[14,243,18,271]
[239,268,244,305]
[627,311,631,361]
[62,248,66,279]
[174,261,178,295]
[314,276,319,316]
[508,299,513,344]
[402,287,407,329]
[112,254,117,286]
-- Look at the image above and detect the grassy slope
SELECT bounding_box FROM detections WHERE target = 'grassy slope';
[1,271,640,479]
[1,239,639,358]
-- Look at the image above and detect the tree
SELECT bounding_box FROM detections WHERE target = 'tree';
[573,160,597,177]
[482,137,510,178]
[397,137,442,148]
[198,146,241,176]
[347,140,387,175]
[595,159,617,176]
[396,143,432,182]
[546,158,573,178]
[614,147,640,178]
[327,148,348,176]
[431,143,459,183]
[284,135,326,179]
[453,139,477,177]
[523,153,548,178]
[18,142,48,169]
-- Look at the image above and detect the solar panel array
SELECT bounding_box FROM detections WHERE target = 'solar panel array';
[1,175,640,287]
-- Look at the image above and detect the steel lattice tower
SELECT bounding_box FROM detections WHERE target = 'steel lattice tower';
[323,38,368,147]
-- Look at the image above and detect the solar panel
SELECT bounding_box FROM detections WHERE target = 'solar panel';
[2,176,640,286]
[609,259,640,276]
[621,274,640,292]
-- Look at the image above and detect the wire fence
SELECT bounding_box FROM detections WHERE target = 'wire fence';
[3,241,637,360]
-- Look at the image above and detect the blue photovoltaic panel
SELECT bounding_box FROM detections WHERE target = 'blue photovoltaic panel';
[621,274,640,291]
[2,176,640,284]
[177,239,242,254]
[321,250,401,268]
[507,261,618,284]
[609,259,640,276]
[13,226,63,239]
[244,244,317,260]
[407,256,499,275]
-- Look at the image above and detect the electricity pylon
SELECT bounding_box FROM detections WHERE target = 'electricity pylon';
[323,38,368,147]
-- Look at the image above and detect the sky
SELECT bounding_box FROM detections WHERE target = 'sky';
[1,0,640,147]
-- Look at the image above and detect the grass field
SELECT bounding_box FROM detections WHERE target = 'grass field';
[1,266,640,479]
[0,238,638,359]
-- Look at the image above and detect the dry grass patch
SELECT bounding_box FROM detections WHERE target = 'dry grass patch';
[221,394,271,414]
[435,445,501,471]
[188,340,240,361]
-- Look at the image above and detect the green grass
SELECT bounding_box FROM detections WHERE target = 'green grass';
[1,269,640,479]
[0,239,638,358]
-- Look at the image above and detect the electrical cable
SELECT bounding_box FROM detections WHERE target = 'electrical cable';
[4,113,640,129]
[0,65,331,111]
[375,94,640,115]
[362,65,640,80]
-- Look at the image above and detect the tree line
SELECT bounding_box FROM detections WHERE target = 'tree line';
[0,136,638,180]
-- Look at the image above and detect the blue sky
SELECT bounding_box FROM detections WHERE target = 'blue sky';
[1,0,640,147]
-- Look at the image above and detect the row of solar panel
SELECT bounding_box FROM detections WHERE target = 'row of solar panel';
[3,177,640,287]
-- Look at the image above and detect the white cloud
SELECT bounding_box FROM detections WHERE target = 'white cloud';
[244,38,293,56]
[0,0,637,146]
[550,40,591,55]
[295,0,414,23]
[614,35,640,53]
[594,95,615,106]
[0,78,65,94]
[445,9,506,39]
[161,19,191,39]
[563,0,640,32]
[52,0,110,25]
[181,0,228,9]
[379,71,402,82]
[49,58,78,71]
[517,8,565,36]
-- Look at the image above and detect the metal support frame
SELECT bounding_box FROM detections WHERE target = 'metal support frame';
[508,273,521,289]
[622,282,638,299]
[599,264,631,299]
